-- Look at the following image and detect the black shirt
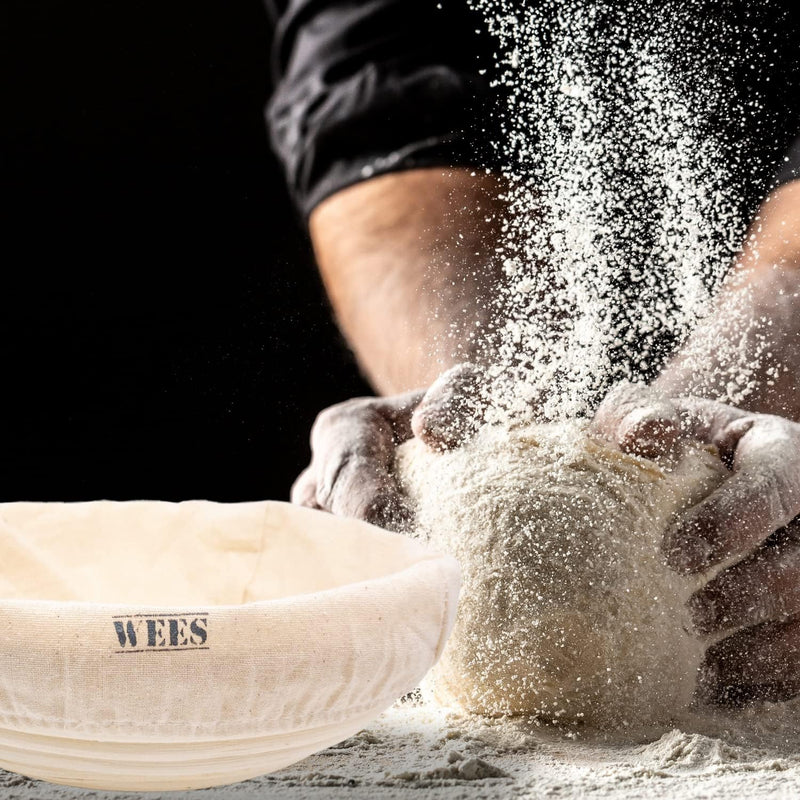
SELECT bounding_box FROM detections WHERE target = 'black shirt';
[5,0,371,502]
[777,136,800,187]
[266,0,800,220]
[265,0,501,217]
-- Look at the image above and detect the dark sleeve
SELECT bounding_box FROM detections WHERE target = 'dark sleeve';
[265,0,500,219]
[774,134,800,188]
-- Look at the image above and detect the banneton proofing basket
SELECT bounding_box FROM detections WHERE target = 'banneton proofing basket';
[0,500,460,791]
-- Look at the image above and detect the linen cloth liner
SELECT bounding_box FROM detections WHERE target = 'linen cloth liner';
[0,501,460,740]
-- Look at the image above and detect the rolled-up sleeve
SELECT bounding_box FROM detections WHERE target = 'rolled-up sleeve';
[266,0,499,219]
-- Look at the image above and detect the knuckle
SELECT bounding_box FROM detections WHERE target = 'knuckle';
[290,469,318,506]
[314,397,376,429]
[353,492,410,531]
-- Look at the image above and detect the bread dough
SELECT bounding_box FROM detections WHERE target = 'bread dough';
[395,421,729,729]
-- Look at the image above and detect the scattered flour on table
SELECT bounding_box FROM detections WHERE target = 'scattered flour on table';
[396,419,730,730]
[261,701,800,799]
[4,701,800,798]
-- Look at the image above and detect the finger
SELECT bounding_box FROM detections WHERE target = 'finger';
[323,454,412,532]
[290,467,321,509]
[673,396,748,446]
[689,518,800,635]
[311,399,413,531]
[591,381,681,459]
[664,417,800,574]
[697,615,800,706]
[378,389,425,441]
[411,363,488,451]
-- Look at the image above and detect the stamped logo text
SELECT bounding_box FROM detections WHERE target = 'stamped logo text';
[112,613,209,653]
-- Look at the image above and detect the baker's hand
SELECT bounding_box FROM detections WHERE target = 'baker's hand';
[592,382,800,704]
[291,363,487,530]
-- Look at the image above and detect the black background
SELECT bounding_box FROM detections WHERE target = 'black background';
[4,1,800,502]
[5,0,371,502]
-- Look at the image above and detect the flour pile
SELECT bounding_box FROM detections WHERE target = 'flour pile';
[396,421,728,729]
[8,700,800,799]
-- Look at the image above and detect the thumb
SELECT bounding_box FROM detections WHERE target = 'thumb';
[592,380,682,459]
[411,363,488,452]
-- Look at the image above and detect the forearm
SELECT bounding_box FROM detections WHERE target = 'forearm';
[309,168,507,395]
[654,180,800,421]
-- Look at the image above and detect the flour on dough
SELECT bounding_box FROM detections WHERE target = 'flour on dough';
[395,421,729,729]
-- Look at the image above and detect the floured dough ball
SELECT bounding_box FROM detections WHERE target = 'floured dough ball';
[395,421,729,729]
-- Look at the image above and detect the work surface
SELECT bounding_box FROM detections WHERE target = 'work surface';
[3,701,800,800]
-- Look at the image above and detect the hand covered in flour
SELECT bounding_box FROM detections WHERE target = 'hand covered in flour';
[291,363,488,530]
[592,382,800,705]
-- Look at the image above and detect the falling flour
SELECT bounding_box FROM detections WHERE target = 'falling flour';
[464,0,767,423]
[396,420,730,730]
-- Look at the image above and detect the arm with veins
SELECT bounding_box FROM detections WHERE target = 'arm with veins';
[308,168,507,395]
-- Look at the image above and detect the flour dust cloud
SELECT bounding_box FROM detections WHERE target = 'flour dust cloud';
[467,0,765,421]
